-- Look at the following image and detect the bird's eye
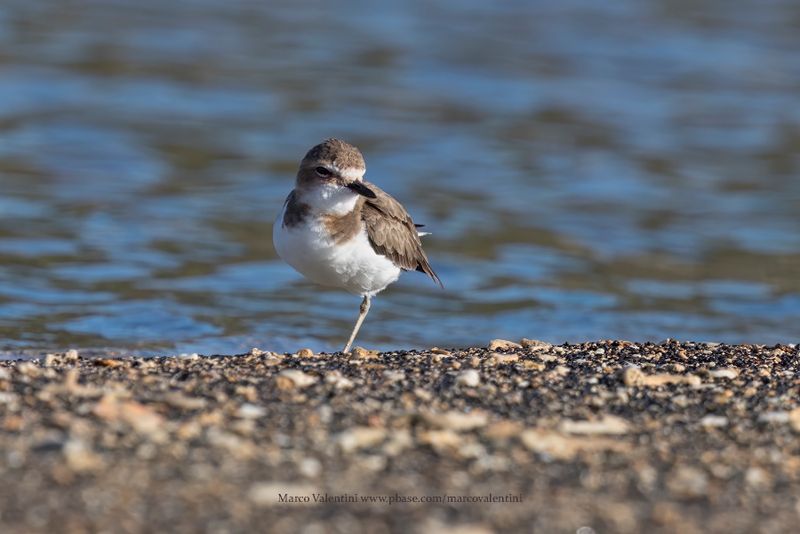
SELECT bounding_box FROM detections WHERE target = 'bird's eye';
[315,166,331,177]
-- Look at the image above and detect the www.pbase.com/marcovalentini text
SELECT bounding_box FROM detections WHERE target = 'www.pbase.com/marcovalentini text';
[278,493,524,504]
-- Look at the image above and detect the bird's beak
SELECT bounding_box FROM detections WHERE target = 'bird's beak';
[346,181,377,199]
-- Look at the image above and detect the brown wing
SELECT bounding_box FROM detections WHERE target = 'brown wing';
[360,181,442,287]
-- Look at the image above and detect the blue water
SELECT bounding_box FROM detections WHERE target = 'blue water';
[0,0,798,355]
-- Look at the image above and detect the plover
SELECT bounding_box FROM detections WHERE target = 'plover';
[273,138,442,353]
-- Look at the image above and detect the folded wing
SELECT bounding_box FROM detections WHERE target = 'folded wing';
[360,181,442,287]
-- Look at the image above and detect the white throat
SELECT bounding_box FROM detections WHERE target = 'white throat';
[299,182,360,216]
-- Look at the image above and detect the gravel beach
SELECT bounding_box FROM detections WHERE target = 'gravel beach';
[1,340,799,533]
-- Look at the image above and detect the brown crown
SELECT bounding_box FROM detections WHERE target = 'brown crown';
[300,138,366,171]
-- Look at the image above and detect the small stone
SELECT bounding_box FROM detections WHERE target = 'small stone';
[383,370,405,383]
[163,392,207,410]
[758,411,790,424]
[487,339,522,351]
[422,410,489,431]
[521,361,546,371]
[430,347,452,356]
[560,415,630,435]
[276,370,318,390]
[468,357,481,368]
[418,429,461,452]
[520,339,552,351]
[455,370,480,387]
[666,466,708,499]
[414,388,433,401]
[93,359,123,368]
[789,408,800,432]
[325,371,354,390]
[207,428,254,457]
[383,429,413,456]
[237,403,266,419]
[621,365,700,388]
[248,347,267,357]
[745,467,771,489]
[351,346,379,359]
[336,426,387,453]
[699,415,728,428]
[713,390,734,404]
[520,429,629,460]
[299,457,322,478]
[621,366,644,386]
[64,349,79,362]
[0,392,19,405]
[483,420,522,441]
[16,362,39,377]
[93,395,165,436]
[708,368,738,379]
[490,353,519,364]
[296,348,314,358]
[63,439,104,472]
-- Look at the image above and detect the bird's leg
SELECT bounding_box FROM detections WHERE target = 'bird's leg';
[342,295,371,353]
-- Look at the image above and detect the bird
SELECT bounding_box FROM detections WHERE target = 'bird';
[273,138,441,353]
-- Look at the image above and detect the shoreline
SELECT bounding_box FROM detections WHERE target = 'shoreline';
[1,340,798,532]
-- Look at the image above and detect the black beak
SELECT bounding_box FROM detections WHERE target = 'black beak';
[346,181,377,199]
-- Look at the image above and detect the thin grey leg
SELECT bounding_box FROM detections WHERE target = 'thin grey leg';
[342,295,371,353]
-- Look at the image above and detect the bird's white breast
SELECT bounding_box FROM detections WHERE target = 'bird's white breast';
[273,200,401,297]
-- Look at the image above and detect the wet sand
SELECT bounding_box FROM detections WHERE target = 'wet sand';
[1,340,798,533]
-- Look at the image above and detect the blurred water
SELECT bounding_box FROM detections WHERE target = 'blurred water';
[0,0,798,355]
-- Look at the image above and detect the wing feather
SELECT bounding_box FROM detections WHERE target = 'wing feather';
[360,181,442,287]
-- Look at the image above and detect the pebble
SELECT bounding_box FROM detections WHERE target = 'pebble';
[758,411,790,424]
[520,339,552,351]
[236,403,267,419]
[789,408,800,432]
[621,365,701,388]
[421,410,489,431]
[455,369,480,387]
[487,352,519,365]
[418,429,461,452]
[666,466,708,499]
[351,347,380,359]
[276,370,318,390]
[295,348,314,358]
[521,361,546,371]
[63,439,104,472]
[520,429,629,460]
[382,370,405,383]
[699,415,729,428]
[93,358,123,368]
[560,415,631,435]
[324,371,354,390]
[93,395,165,436]
[336,427,387,453]
[298,457,322,478]
[487,339,522,351]
[163,392,208,410]
[708,368,739,379]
